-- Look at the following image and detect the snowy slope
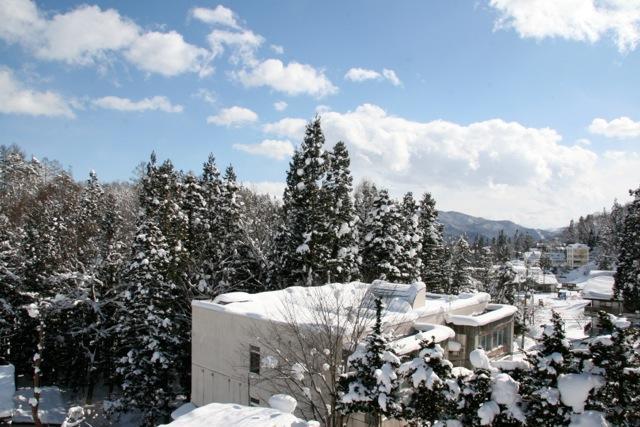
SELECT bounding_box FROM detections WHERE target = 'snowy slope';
[0,364,14,419]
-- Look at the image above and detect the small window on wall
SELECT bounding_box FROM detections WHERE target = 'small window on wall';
[250,397,260,406]
[250,345,260,374]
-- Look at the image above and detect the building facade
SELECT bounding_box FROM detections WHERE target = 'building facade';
[190,281,516,425]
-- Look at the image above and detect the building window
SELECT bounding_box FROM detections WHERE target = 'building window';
[250,345,260,375]
[480,328,506,351]
[250,397,260,406]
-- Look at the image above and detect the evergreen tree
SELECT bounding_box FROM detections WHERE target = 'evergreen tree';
[449,237,474,294]
[457,350,525,426]
[270,149,306,288]
[398,340,457,424]
[271,118,331,287]
[198,154,225,295]
[613,185,640,312]
[361,189,406,282]
[323,142,360,283]
[587,312,640,425]
[114,218,184,425]
[417,193,448,292]
[218,166,261,292]
[494,230,512,263]
[522,312,575,426]
[398,192,423,283]
[354,180,378,248]
[338,298,401,422]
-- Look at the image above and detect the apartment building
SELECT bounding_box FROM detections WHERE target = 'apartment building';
[566,243,590,269]
[190,281,516,425]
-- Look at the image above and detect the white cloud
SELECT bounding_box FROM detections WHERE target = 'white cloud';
[345,68,381,82]
[489,0,640,53]
[125,31,212,77]
[274,101,288,111]
[92,95,183,113]
[282,103,640,228]
[263,117,307,140]
[207,29,264,64]
[193,88,217,105]
[0,0,212,76]
[382,68,402,86]
[243,181,285,198]
[233,139,294,160]
[190,5,239,29]
[0,68,74,118]
[270,44,284,54]
[235,59,337,97]
[344,67,402,86]
[207,106,258,126]
[588,116,640,139]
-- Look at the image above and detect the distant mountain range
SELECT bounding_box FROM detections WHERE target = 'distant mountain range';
[437,210,559,242]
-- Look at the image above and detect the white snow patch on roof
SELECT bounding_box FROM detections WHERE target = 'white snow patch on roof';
[195,282,491,326]
[580,273,615,300]
[159,401,316,427]
[389,324,455,355]
[446,304,517,327]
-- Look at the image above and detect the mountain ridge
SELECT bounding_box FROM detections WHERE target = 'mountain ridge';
[437,210,558,241]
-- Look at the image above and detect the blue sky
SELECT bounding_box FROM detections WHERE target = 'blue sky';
[1,0,640,228]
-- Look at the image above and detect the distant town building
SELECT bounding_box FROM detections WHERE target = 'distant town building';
[546,247,567,268]
[566,243,590,269]
[523,250,541,267]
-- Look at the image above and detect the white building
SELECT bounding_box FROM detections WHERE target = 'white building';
[566,243,590,269]
[190,281,517,425]
[523,249,541,267]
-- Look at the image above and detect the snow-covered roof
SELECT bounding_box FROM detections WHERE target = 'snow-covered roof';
[0,364,14,419]
[446,304,517,327]
[581,274,616,300]
[160,402,317,427]
[194,281,491,326]
[389,323,455,355]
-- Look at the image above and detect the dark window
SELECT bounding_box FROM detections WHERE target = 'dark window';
[250,345,260,374]
[250,397,260,406]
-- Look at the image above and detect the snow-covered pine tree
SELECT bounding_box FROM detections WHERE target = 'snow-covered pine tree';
[489,263,517,305]
[270,149,306,289]
[338,298,401,423]
[0,214,21,361]
[521,311,575,426]
[613,185,640,312]
[587,312,640,425]
[417,192,448,292]
[198,154,225,296]
[323,141,360,283]
[361,189,406,283]
[115,218,183,425]
[77,170,104,270]
[398,339,457,424]
[218,166,261,292]
[449,236,474,294]
[493,230,512,263]
[398,192,423,283]
[456,349,525,426]
[271,118,332,287]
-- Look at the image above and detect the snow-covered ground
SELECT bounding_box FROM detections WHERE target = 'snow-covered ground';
[0,364,14,419]
[531,292,590,342]
[511,288,592,353]
[13,386,67,425]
